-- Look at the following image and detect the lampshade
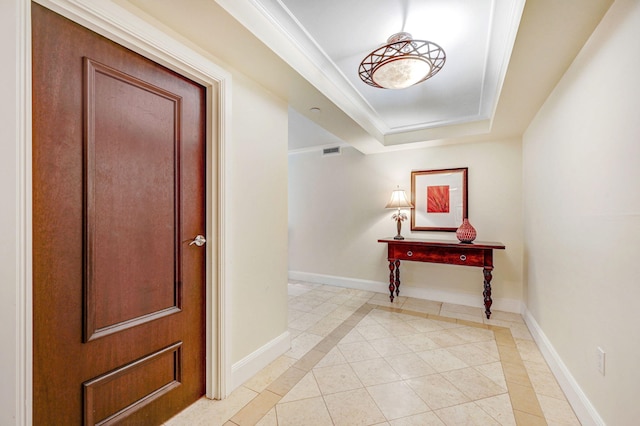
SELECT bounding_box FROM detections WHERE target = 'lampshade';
[385,188,413,209]
[359,32,446,89]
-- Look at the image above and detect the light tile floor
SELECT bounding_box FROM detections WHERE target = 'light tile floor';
[166,281,580,425]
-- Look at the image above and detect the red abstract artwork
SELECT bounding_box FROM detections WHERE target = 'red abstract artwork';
[427,185,450,213]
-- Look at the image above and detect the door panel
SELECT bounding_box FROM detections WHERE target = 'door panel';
[84,57,182,341]
[32,3,207,424]
[83,343,182,425]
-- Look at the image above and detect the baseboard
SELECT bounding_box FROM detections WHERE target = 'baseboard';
[230,331,291,392]
[522,308,604,426]
[288,270,522,313]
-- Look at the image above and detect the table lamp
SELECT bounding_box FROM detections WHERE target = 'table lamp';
[385,186,414,240]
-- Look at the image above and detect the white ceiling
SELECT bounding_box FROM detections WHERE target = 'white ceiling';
[123,0,613,153]
[261,0,524,144]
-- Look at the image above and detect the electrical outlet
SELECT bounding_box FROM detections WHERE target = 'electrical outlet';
[596,347,606,375]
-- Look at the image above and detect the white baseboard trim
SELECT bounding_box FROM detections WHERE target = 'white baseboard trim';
[522,308,604,426]
[230,331,291,392]
[288,271,522,314]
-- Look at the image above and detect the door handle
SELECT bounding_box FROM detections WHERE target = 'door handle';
[189,234,206,247]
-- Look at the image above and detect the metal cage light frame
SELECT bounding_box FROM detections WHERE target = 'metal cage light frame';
[359,32,446,89]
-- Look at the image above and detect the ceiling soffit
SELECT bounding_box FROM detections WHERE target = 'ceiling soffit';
[214,0,526,147]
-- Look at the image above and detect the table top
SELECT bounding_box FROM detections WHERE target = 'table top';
[378,237,505,250]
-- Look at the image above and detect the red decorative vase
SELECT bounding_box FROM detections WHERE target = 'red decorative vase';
[456,218,477,243]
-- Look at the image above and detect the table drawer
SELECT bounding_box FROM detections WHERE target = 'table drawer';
[389,244,485,267]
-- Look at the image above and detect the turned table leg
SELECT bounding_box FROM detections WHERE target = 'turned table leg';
[387,260,396,302]
[483,267,493,319]
[394,259,401,297]
[387,259,401,302]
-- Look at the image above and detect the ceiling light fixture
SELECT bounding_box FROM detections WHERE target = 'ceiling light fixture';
[359,32,446,90]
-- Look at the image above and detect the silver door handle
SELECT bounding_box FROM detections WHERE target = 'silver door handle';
[189,235,206,247]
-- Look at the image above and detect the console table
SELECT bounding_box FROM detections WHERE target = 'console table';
[378,238,505,319]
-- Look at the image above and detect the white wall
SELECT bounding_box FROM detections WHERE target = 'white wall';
[523,0,640,423]
[0,0,24,423]
[227,74,289,364]
[289,139,523,312]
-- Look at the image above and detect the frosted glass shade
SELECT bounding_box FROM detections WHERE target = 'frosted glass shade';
[373,58,432,89]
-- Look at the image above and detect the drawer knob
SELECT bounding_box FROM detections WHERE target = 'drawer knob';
[460,254,467,261]
[407,251,413,257]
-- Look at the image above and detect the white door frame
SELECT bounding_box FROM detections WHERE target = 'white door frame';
[19,0,231,422]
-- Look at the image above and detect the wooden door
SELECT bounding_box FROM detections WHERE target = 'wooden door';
[32,4,207,424]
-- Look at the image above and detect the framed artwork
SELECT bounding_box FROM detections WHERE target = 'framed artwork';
[411,168,468,231]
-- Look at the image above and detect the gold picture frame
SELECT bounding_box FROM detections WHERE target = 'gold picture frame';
[411,168,468,231]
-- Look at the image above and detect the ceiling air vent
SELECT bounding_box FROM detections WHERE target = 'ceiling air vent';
[322,146,341,156]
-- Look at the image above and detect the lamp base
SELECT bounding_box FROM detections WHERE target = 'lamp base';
[393,215,406,240]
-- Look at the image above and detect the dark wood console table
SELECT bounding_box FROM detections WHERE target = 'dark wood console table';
[378,238,505,319]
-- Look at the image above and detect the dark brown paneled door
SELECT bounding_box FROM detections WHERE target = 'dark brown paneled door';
[32,4,207,425]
